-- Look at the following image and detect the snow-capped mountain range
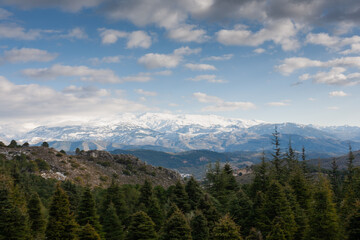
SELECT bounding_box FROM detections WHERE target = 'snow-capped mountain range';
[1,113,360,154]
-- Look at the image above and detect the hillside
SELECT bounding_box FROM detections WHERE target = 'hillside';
[0,145,180,188]
[307,150,360,170]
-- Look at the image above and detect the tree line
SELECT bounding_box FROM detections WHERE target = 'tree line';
[1,129,360,239]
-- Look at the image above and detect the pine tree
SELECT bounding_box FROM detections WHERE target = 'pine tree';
[301,146,308,174]
[138,180,163,230]
[329,158,341,204]
[289,168,311,211]
[126,211,157,240]
[271,127,282,180]
[190,211,209,240]
[197,194,220,231]
[185,176,203,210]
[261,181,297,239]
[171,181,190,213]
[102,180,128,222]
[102,203,123,240]
[27,193,46,239]
[230,189,253,235]
[266,217,286,240]
[212,214,243,240]
[251,151,269,197]
[0,187,29,240]
[78,223,101,240]
[161,209,192,240]
[347,201,360,240]
[245,228,263,240]
[307,177,339,240]
[46,184,78,240]
[77,188,102,236]
[347,144,355,182]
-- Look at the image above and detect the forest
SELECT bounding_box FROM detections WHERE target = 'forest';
[1,130,360,240]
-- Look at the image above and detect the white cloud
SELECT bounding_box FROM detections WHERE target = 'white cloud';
[61,27,88,39]
[1,48,57,63]
[0,8,12,19]
[329,90,348,97]
[187,74,225,83]
[0,76,148,124]
[0,0,102,12]
[138,46,200,69]
[185,63,216,71]
[98,28,151,48]
[216,19,300,51]
[0,23,43,40]
[167,24,208,43]
[306,32,360,54]
[308,97,316,101]
[253,48,265,54]
[135,89,157,96]
[327,106,339,110]
[127,31,152,48]
[22,64,122,83]
[90,56,122,65]
[266,100,290,107]
[202,54,233,61]
[306,67,360,86]
[277,56,360,75]
[193,92,255,112]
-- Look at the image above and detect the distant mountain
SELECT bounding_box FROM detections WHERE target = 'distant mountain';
[1,113,359,156]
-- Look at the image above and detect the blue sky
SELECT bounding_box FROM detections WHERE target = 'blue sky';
[0,0,360,131]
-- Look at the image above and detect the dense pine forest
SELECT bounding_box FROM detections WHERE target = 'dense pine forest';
[1,130,360,240]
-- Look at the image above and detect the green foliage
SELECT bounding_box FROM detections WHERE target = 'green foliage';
[347,202,360,240]
[171,181,190,213]
[35,158,50,171]
[161,209,192,240]
[0,186,29,240]
[8,140,18,148]
[308,176,339,240]
[77,188,102,236]
[229,189,253,235]
[191,210,209,240]
[41,142,49,148]
[27,193,46,239]
[78,223,101,240]
[126,211,157,240]
[212,214,243,240]
[186,176,204,210]
[102,203,123,240]
[46,184,78,240]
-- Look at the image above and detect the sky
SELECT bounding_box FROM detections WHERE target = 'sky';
[0,0,360,132]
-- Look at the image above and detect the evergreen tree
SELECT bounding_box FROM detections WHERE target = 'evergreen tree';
[138,180,154,208]
[8,140,18,148]
[62,180,81,214]
[171,181,190,213]
[347,144,355,182]
[46,184,78,240]
[245,228,263,240]
[347,201,360,240]
[251,151,269,197]
[126,211,157,240]
[41,142,49,148]
[102,180,128,222]
[261,181,297,239]
[230,189,253,235]
[271,127,282,180]
[197,194,220,231]
[307,177,339,240]
[301,146,308,174]
[266,217,286,240]
[78,223,101,240]
[329,158,341,204]
[212,214,243,240]
[0,187,29,240]
[185,176,203,210]
[190,210,209,240]
[77,188,102,236]
[161,209,192,240]
[289,168,311,211]
[27,193,46,239]
[102,203,123,240]
[138,180,163,230]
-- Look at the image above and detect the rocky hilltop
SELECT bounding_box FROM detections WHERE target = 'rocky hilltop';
[0,145,180,188]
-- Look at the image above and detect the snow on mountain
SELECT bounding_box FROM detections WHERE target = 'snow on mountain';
[2,113,360,154]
